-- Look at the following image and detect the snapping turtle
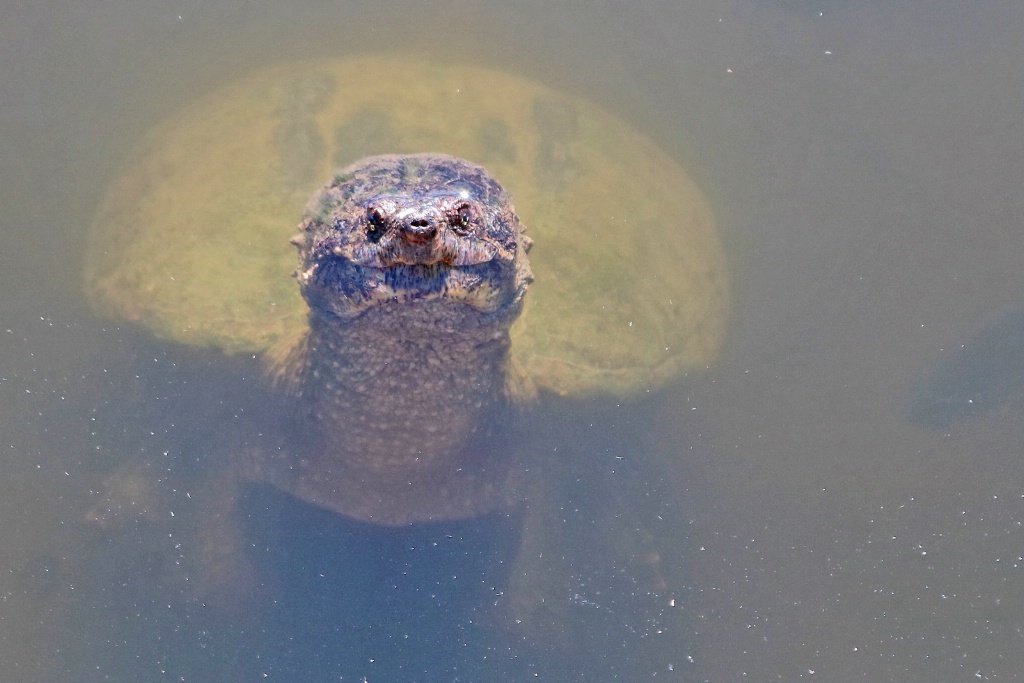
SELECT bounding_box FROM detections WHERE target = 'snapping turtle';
[84,57,728,643]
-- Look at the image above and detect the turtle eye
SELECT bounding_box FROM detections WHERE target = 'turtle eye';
[451,203,473,233]
[365,206,385,237]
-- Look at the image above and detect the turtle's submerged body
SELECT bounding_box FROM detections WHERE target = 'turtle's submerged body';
[259,153,533,525]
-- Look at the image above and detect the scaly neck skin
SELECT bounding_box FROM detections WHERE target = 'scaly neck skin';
[303,300,513,474]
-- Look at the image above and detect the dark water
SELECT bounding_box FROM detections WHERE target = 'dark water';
[3,1,1024,681]
[905,304,1024,428]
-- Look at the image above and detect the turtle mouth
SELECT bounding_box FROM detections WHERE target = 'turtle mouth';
[353,259,510,312]
[302,255,517,321]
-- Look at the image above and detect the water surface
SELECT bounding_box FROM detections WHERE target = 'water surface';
[3,1,1023,681]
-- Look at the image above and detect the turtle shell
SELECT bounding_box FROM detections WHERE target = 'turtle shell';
[84,56,728,396]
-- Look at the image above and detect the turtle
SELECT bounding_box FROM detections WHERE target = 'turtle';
[83,56,729,654]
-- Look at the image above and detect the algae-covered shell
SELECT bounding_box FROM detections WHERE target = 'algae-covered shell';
[85,56,729,396]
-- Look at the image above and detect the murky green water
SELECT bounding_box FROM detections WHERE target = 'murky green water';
[3,1,1023,681]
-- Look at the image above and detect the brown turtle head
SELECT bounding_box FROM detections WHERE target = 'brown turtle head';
[293,154,532,326]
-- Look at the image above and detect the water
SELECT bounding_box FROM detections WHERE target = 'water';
[3,1,1023,680]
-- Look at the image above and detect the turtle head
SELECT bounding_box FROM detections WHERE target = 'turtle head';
[293,154,531,326]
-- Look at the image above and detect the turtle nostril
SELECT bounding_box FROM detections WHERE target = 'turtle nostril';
[402,218,437,244]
